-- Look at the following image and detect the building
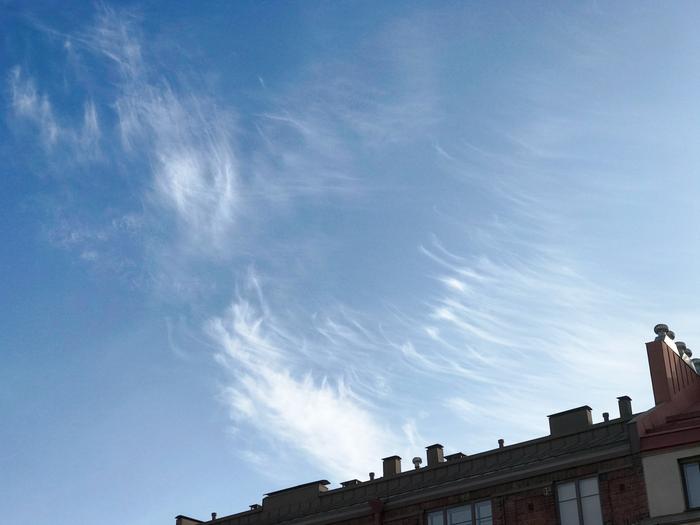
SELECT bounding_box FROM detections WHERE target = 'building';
[637,328,700,523]
[175,324,700,525]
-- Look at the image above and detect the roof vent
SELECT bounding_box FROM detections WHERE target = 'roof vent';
[654,323,669,340]
[692,358,700,374]
[676,342,694,364]
[444,452,466,462]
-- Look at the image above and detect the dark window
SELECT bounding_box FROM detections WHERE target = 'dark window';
[681,460,700,509]
[427,501,492,525]
[556,477,603,525]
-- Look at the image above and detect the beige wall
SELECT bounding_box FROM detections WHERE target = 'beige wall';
[643,445,700,517]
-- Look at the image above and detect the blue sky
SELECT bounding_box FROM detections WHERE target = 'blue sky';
[3,2,700,524]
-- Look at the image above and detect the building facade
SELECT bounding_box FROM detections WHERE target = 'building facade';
[637,330,700,524]
[175,325,700,525]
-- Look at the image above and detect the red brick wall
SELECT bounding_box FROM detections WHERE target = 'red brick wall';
[598,466,649,525]
[331,459,649,525]
[493,487,558,525]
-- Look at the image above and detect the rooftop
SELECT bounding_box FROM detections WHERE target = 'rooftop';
[177,324,700,525]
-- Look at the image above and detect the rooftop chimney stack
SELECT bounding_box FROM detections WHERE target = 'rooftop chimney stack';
[618,396,633,420]
[211,513,217,521]
[603,412,610,422]
[340,479,361,488]
[498,438,505,448]
[648,324,700,404]
[426,444,444,467]
[382,455,401,477]
[548,405,593,436]
[176,516,205,525]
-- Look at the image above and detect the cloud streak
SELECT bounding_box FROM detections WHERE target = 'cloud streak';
[6,3,684,484]
[8,66,60,146]
[86,9,239,249]
[8,66,100,153]
[208,275,402,481]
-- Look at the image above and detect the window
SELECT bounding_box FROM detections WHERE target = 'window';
[475,501,492,525]
[427,501,492,525]
[681,459,700,509]
[556,477,603,525]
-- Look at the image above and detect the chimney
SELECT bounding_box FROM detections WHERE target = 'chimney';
[647,324,700,405]
[340,479,361,488]
[211,513,217,521]
[382,455,401,477]
[426,444,444,467]
[262,480,329,510]
[498,438,505,449]
[548,405,592,436]
[603,412,610,422]
[618,396,633,420]
[176,517,204,525]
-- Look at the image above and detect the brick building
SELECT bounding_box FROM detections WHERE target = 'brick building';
[637,330,700,523]
[175,325,700,525]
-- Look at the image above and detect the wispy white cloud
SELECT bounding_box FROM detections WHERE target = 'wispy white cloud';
[84,9,239,249]
[8,66,101,155]
[244,12,445,209]
[205,212,649,474]
[403,216,655,447]
[202,213,657,472]
[42,210,143,279]
[207,274,404,481]
[80,99,100,147]
[8,3,685,483]
[8,66,62,148]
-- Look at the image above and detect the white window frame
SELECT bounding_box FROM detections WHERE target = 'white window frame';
[556,477,603,525]
[680,457,700,510]
[426,500,492,525]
